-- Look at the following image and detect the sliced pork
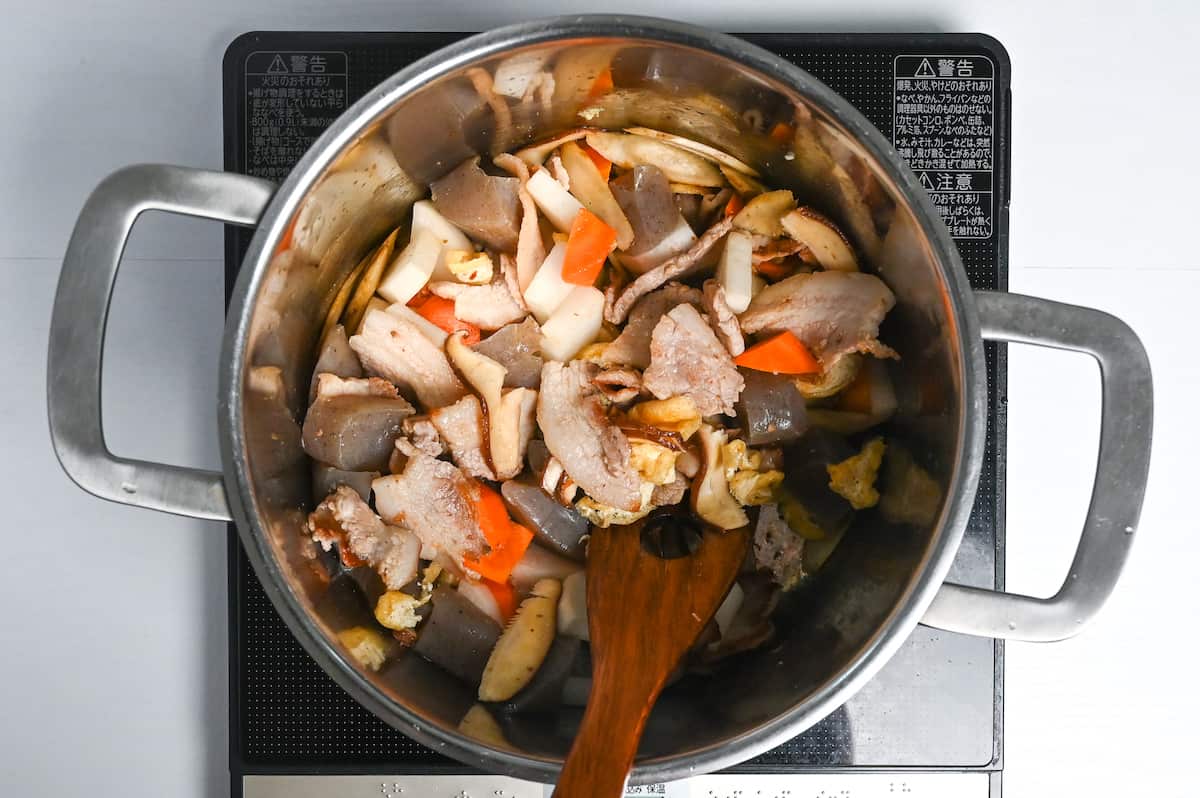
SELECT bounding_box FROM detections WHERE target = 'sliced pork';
[600,283,701,369]
[547,152,570,188]
[401,416,444,458]
[428,276,527,331]
[592,367,642,405]
[607,216,733,324]
[373,452,488,561]
[499,253,529,313]
[650,471,688,507]
[643,303,744,416]
[474,317,544,389]
[701,279,745,356]
[430,394,494,480]
[537,361,642,512]
[308,485,421,590]
[492,155,546,291]
[349,308,467,409]
[738,270,897,363]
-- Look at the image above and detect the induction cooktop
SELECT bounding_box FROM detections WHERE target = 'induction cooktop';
[222,30,1010,798]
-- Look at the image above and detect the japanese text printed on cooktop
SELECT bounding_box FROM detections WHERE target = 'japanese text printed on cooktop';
[893,55,995,239]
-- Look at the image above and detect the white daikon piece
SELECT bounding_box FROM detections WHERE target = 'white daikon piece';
[527,169,584,232]
[376,228,441,304]
[456,579,504,626]
[411,200,473,281]
[355,297,388,335]
[717,229,754,313]
[538,285,605,362]
[522,242,574,323]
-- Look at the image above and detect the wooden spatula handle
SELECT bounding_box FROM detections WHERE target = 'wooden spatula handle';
[552,662,661,797]
[552,523,749,798]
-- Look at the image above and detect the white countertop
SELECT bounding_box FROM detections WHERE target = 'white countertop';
[1,2,1196,795]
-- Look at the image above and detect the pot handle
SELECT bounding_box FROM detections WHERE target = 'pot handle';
[921,291,1152,641]
[47,165,275,522]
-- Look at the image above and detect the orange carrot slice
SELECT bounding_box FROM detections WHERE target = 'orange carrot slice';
[587,67,614,100]
[837,366,875,413]
[724,193,745,218]
[561,208,617,286]
[734,331,820,375]
[464,485,535,583]
[483,579,518,622]
[276,217,297,254]
[412,295,481,345]
[474,483,511,536]
[581,143,612,181]
[768,121,795,145]
[752,257,795,281]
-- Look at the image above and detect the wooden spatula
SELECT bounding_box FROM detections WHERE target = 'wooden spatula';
[552,516,749,797]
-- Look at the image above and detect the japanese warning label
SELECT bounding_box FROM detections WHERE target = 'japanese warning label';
[244,52,348,181]
[893,55,994,239]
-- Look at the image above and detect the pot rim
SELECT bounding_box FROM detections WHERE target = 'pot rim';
[218,14,987,784]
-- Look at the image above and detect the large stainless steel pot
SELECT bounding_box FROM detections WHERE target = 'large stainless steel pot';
[47,15,1152,784]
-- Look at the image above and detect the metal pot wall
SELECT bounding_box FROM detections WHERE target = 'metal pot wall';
[46,15,1152,785]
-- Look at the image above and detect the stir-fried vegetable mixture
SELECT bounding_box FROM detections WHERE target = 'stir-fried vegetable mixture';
[293,77,934,722]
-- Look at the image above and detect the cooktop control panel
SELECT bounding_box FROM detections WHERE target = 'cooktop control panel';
[242,772,992,798]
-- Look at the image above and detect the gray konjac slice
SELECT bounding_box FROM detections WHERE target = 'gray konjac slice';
[501,479,590,561]
[312,462,377,502]
[474,317,544,389]
[611,165,697,273]
[431,157,522,252]
[310,324,363,402]
[301,394,415,471]
[413,587,502,685]
[737,370,810,445]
